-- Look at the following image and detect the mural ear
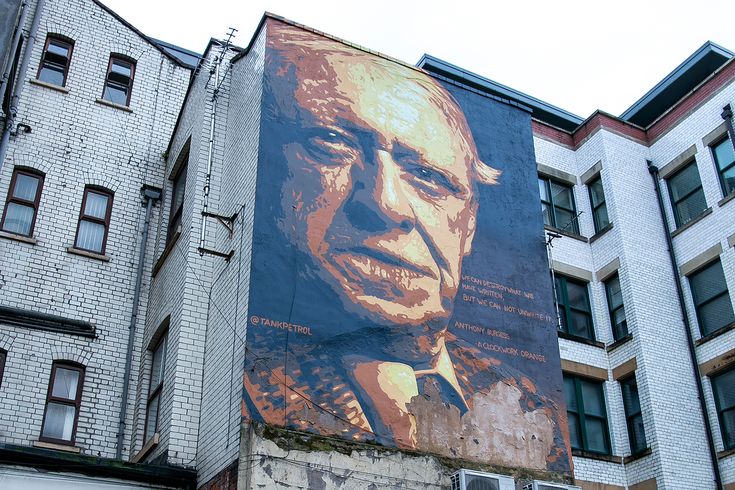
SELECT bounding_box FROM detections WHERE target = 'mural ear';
[463,204,477,256]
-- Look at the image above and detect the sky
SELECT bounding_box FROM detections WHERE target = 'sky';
[103,0,735,119]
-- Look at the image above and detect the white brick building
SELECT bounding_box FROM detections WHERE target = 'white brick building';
[1,2,735,490]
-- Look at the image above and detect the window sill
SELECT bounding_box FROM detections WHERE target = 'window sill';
[718,191,735,208]
[29,78,70,93]
[718,446,735,459]
[152,229,181,278]
[545,225,588,243]
[670,207,712,238]
[67,246,110,262]
[571,449,622,463]
[589,222,613,243]
[606,333,633,352]
[695,321,735,346]
[623,447,652,463]
[0,230,37,244]
[95,97,133,113]
[558,330,605,349]
[33,440,81,453]
[131,433,159,463]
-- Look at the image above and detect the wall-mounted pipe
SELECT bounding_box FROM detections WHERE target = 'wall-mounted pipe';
[647,160,722,490]
[116,185,161,460]
[0,0,46,175]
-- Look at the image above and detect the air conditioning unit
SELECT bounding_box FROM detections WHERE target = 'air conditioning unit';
[522,481,582,490]
[451,469,514,490]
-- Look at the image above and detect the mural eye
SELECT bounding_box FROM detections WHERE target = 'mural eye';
[304,129,361,166]
[405,163,460,197]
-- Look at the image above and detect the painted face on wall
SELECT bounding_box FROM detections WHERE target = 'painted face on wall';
[274,52,496,327]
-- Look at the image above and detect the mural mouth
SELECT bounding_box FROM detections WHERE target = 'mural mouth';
[331,247,438,288]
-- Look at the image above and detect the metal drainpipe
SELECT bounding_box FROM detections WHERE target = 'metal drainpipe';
[722,104,735,150]
[646,160,723,490]
[0,0,46,175]
[0,0,29,106]
[116,186,161,460]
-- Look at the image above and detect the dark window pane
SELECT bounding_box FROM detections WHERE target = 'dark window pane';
[3,202,34,235]
[589,178,604,207]
[629,414,647,452]
[570,311,593,339]
[714,369,735,409]
[584,418,608,453]
[150,338,166,388]
[606,276,623,309]
[567,413,581,449]
[47,40,69,57]
[542,203,552,226]
[621,379,641,413]
[145,393,160,440]
[721,410,735,448]
[110,60,132,77]
[550,181,574,210]
[567,282,589,311]
[581,380,605,417]
[42,402,76,441]
[675,190,707,225]
[612,310,628,339]
[699,295,735,335]
[722,166,735,195]
[669,164,702,201]
[564,377,577,410]
[593,204,609,231]
[713,138,735,172]
[691,262,728,304]
[554,208,577,233]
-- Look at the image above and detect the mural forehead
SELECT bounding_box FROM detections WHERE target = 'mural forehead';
[243,19,571,476]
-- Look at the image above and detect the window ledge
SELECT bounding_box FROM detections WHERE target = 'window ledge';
[95,97,133,113]
[718,191,735,208]
[589,222,613,243]
[695,321,735,346]
[718,447,735,459]
[29,78,70,93]
[0,230,37,244]
[558,330,605,349]
[571,449,622,463]
[152,229,181,278]
[132,433,159,463]
[67,246,110,262]
[671,207,712,238]
[545,225,588,243]
[33,440,81,453]
[623,447,652,464]
[606,333,633,352]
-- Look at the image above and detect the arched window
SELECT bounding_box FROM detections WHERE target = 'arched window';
[1,167,44,237]
[74,186,114,254]
[40,361,85,445]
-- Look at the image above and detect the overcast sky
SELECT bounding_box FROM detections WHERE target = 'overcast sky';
[103,0,735,118]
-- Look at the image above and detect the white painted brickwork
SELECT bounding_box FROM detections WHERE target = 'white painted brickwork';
[0,0,189,462]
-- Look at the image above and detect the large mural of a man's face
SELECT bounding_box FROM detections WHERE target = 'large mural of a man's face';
[244,20,571,476]
[270,40,499,328]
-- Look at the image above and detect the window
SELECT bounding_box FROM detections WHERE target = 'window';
[40,362,84,444]
[0,349,6,388]
[145,333,167,442]
[539,177,579,233]
[666,161,707,227]
[712,367,735,450]
[37,35,73,86]
[588,176,610,233]
[712,137,735,197]
[605,274,628,341]
[564,374,611,454]
[555,275,594,340]
[689,260,735,336]
[1,168,44,236]
[167,160,187,244]
[620,376,646,454]
[74,187,113,254]
[102,56,135,106]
